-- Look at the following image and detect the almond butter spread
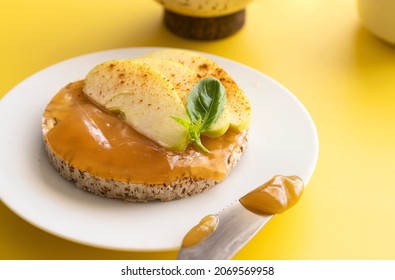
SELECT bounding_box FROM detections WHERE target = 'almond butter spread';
[239,175,304,215]
[181,214,219,248]
[43,81,247,184]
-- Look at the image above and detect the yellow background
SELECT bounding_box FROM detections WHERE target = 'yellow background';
[1,0,395,259]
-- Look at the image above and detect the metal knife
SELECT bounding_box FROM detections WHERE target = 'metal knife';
[177,201,273,260]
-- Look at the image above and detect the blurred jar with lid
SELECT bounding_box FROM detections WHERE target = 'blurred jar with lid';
[358,0,395,45]
[154,0,254,40]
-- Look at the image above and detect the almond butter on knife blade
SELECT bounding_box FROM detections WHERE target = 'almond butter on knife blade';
[178,175,304,260]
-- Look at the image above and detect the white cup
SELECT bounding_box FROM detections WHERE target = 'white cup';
[358,0,395,44]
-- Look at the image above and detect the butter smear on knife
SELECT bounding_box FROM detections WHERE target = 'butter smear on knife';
[239,175,304,215]
[182,215,219,248]
[181,175,304,248]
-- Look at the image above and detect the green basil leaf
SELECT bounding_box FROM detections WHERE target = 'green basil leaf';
[171,77,226,153]
[187,77,226,132]
[189,118,209,153]
[171,116,191,130]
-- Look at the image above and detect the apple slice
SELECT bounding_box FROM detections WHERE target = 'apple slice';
[83,60,190,151]
[202,107,230,138]
[143,49,251,131]
[134,57,231,137]
[132,57,200,104]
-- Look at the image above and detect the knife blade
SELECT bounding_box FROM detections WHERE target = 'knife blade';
[177,200,273,260]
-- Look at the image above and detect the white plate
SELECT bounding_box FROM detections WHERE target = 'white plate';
[0,47,318,251]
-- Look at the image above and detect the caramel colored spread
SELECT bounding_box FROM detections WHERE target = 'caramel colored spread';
[181,215,219,248]
[239,175,304,215]
[43,81,247,184]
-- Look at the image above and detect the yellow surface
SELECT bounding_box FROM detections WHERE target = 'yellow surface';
[1,0,395,259]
